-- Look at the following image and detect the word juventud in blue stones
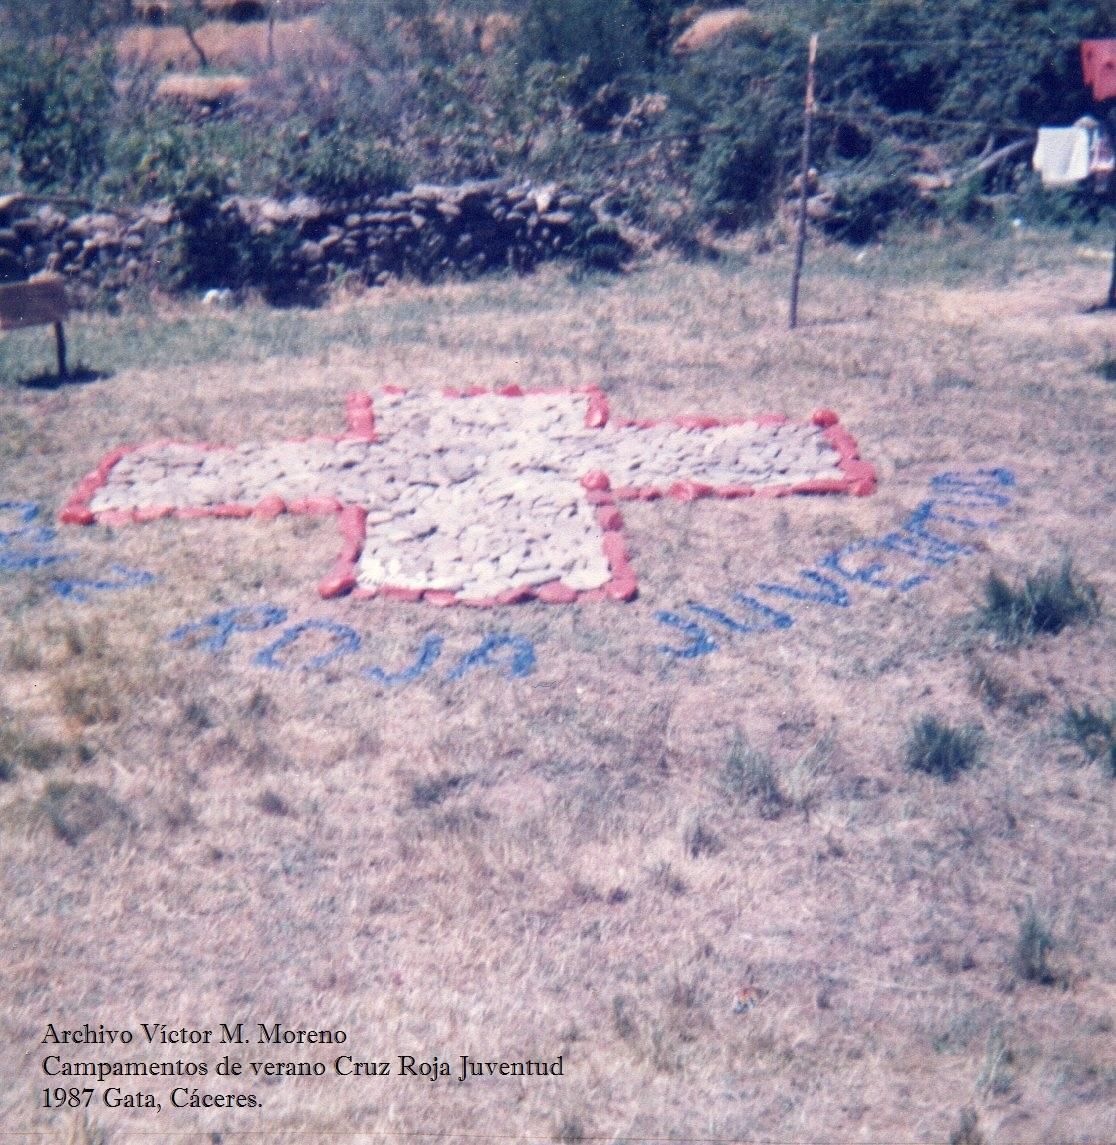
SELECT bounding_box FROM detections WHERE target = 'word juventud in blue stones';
[656,468,1016,659]
[168,605,537,685]
[0,501,155,601]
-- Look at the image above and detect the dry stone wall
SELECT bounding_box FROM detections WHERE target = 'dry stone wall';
[0,180,613,305]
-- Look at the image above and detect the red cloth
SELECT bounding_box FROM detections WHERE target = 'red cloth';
[1082,40,1116,103]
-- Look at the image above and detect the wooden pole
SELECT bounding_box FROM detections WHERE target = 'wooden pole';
[789,32,818,331]
[53,321,67,379]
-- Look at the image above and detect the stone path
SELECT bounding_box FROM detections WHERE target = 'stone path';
[60,387,875,605]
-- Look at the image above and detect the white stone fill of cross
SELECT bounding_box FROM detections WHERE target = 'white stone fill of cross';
[60,387,874,605]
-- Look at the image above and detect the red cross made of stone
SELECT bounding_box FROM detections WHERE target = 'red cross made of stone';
[60,386,875,606]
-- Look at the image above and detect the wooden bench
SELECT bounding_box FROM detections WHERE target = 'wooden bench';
[0,273,69,377]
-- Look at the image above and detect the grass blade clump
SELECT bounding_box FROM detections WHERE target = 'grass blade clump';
[1061,702,1116,777]
[1012,900,1056,985]
[721,734,786,818]
[903,716,982,781]
[979,560,1099,644]
[948,1107,986,1145]
[1093,354,1116,382]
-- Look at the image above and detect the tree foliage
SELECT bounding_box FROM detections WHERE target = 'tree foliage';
[0,42,115,193]
[0,0,130,41]
[0,0,1113,237]
[671,0,1114,230]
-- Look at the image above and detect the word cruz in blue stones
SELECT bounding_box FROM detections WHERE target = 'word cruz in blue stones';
[0,500,155,602]
[655,468,1016,659]
[168,605,537,686]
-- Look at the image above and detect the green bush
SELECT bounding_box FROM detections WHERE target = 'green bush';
[103,100,290,204]
[326,0,444,69]
[661,12,806,228]
[0,43,115,193]
[0,0,131,39]
[168,181,305,303]
[159,153,237,291]
[279,130,408,203]
[672,0,1112,236]
[816,0,1109,126]
[823,165,916,243]
[105,100,408,207]
[516,0,666,94]
[104,113,221,203]
[937,175,994,226]
[691,105,788,230]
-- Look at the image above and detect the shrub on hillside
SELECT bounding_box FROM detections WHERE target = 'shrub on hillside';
[691,102,788,229]
[822,161,919,243]
[0,0,130,40]
[0,43,115,193]
[279,130,408,203]
[103,107,257,202]
[326,0,436,70]
[819,0,1109,127]
[516,0,692,98]
[165,170,305,303]
[670,0,1113,235]
[664,15,804,228]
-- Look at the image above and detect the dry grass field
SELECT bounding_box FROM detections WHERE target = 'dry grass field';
[116,15,351,73]
[0,225,1114,1144]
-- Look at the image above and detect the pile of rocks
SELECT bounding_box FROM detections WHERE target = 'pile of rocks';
[230,180,598,297]
[0,196,172,297]
[0,179,610,305]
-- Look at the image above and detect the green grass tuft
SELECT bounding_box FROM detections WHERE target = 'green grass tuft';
[721,734,786,818]
[978,560,1100,644]
[1061,702,1116,777]
[903,716,982,782]
[40,781,133,846]
[948,1106,986,1145]
[681,814,722,859]
[0,720,69,777]
[1012,900,1056,985]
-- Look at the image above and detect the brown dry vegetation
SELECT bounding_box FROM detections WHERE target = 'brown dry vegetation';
[116,15,350,73]
[115,8,514,76]
[155,72,252,103]
[673,7,754,54]
[0,228,1114,1143]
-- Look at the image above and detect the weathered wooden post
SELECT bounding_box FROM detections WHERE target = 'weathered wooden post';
[789,33,818,331]
[0,273,71,378]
